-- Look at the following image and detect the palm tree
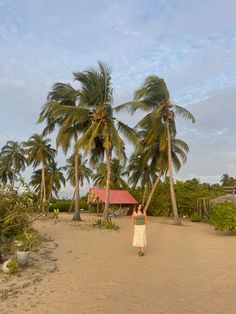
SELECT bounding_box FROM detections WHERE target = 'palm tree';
[143,138,189,213]
[126,150,157,205]
[73,62,137,220]
[0,141,27,186]
[93,158,128,190]
[30,162,65,199]
[220,173,236,186]
[64,153,92,215]
[116,76,195,224]
[24,134,56,210]
[40,62,137,220]
[38,82,90,221]
[0,155,14,186]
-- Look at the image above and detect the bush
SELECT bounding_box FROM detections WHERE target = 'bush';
[7,258,19,274]
[190,212,201,222]
[49,197,88,212]
[92,218,119,231]
[49,200,71,212]
[208,203,236,232]
[0,185,37,238]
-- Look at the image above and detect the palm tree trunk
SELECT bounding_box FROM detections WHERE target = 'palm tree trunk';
[166,123,181,225]
[0,228,3,263]
[42,160,46,212]
[142,186,148,206]
[103,149,111,221]
[144,169,162,213]
[73,153,81,221]
[68,187,76,213]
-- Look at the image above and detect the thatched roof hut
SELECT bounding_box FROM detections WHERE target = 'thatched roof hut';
[210,194,236,205]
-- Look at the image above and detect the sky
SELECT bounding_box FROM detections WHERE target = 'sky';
[0,0,236,197]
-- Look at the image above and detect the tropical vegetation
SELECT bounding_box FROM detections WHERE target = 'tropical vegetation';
[1,60,234,233]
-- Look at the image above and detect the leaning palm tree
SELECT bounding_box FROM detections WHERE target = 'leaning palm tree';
[93,158,128,190]
[116,76,195,224]
[64,153,92,215]
[143,137,189,213]
[24,134,56,210]
[0,141,27,186]
[126,150,157,205]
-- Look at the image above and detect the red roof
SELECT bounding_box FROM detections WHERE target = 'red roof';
[89,188,138,205]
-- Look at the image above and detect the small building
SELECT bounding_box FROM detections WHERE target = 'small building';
[87,187,138,215]
[210,194,236,205]
[223,186,236,194]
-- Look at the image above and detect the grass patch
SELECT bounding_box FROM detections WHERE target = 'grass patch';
[92,218,119,231]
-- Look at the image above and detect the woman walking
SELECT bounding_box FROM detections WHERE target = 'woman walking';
[132,204,147,256]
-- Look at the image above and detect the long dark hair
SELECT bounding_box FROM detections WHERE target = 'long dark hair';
[135,204,144,213]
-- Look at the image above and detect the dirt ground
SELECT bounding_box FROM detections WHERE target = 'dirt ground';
[1,213,236,314]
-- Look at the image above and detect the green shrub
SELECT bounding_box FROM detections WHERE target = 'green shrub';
[0,184,37,238]
[208,203,236,232]
[7,258,19,274]
[92,219,119,231]
[190,212,201,222]
[49,198,88,212]
[49,200,71,212]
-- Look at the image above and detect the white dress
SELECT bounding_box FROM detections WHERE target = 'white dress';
[133,213,147,247]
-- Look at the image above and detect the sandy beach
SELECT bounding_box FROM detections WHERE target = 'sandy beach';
[1,213,236,314]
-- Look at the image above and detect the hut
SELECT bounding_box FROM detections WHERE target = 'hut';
[210,194,236,206]
[87,188,138,215]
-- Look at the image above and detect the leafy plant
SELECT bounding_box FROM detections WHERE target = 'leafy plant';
[92,218,119,231]
[190,212,201,222]
[53,208,60,223]
[7,258,19,274]
[14,229,41,252]
[208,203,236,232]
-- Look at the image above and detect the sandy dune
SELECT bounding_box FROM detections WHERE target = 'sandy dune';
[1,213,236,314]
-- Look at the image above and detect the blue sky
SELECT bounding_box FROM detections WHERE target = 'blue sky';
[0,0,236,196]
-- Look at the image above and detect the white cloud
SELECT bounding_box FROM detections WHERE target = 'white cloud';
[0,77,25,87]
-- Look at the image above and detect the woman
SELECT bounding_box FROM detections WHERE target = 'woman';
[132,204,147,256]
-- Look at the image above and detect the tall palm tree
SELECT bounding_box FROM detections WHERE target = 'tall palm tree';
[73,62,137,220]
[0,141,27,186]
[116,76,195,224]
[93,158,128,190]
[38,82,90,221]
[24,134,56,210]
[41,62,137,220]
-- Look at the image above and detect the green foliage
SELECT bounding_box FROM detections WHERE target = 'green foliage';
[49,197,88,212]
[0,184,37,238]
[190,212,202,222]
[92,218,119,231]
[53,209,60,222]
[14,229,41,252]
[129,178,224,217]
[208,203,236,232]
[49,200,71,212]
[7,258,19,274]
[220,173,236,186]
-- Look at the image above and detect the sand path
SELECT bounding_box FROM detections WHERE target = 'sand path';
[2,213,236,314]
